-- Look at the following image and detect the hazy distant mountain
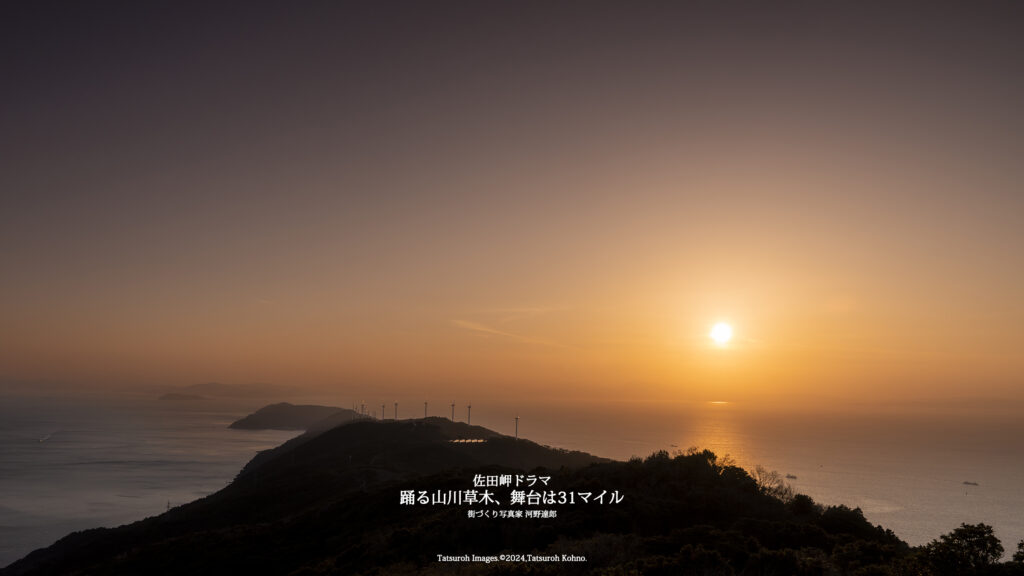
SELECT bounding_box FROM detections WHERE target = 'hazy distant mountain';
[2,418,918,575]
[228,402,359,431]
[157,393,205,402]
[172,382,299,398]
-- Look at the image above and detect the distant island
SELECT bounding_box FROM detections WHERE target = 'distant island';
[228,402,363,431]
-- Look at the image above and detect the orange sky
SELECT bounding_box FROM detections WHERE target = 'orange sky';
[2,2,1023,406]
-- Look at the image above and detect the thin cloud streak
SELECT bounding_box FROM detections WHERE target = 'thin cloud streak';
[470,307,564,325]
[450,319,581,350]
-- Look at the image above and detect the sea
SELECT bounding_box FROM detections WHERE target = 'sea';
[506,399,1024,560]
[2,394,1023,567]
[0,394,300,568]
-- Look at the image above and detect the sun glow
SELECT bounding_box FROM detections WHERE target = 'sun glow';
[710,322,733,345]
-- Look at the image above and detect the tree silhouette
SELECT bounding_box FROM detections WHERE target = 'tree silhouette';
[751,465,794,502]
[1014,539,1024,563]
[923,523,1003,575]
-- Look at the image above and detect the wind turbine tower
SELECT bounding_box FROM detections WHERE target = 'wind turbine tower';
[514,415,519,440]
[424,401,428,418]
[451,402,455,421]
[467,404,472,425]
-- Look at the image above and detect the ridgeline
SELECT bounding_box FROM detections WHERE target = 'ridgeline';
[4,410,1023,575]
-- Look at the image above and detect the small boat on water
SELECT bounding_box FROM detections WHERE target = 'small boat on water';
[963,481,979,486]
[785,474,797,480]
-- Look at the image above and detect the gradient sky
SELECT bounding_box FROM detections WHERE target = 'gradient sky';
[2,1,1023,405]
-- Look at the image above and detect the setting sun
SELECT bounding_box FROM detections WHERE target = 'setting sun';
[710,322,733,345]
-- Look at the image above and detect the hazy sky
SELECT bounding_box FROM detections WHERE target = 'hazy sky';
[3,1,1023,405]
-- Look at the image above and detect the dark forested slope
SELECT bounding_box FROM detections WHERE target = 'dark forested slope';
[9,417,1011,576]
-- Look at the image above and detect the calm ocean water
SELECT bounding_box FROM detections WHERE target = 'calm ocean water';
[2,395,1022,567]
[0,395,300,568]
[485,400,1024,558]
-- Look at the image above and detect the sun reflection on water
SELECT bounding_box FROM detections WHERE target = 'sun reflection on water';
[675,401,753,469]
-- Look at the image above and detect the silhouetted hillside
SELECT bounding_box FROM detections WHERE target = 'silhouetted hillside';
[2,418,614,574]
[13,419,1015,575]
[228,402,359,430]
[233,417,607,501]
